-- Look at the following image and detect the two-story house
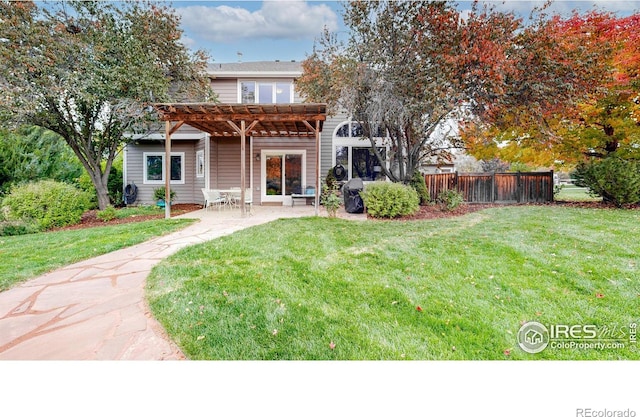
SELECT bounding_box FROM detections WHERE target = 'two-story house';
[123,60,388,207]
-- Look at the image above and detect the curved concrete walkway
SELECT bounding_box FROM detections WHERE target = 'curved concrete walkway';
[0,205,352,360]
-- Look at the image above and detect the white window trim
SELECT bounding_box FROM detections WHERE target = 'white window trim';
[261,149,306,204]
[196,150,204,178]
[238,80,294,104]
[143,152,186,185]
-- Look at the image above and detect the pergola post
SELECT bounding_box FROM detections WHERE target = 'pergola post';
[164,121,172,219]
[164,120,184,219]
[315,119,320,216]
[240,120,246,217]
[227,119,258,218]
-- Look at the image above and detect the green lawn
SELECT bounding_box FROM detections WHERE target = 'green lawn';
[555,184,602,202]
[0,218,195,291]
[147,206,639,360]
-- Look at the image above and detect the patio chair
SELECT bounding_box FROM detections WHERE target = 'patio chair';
[201,188,225,211]
[227,186,241,209]
[244,188,253,215]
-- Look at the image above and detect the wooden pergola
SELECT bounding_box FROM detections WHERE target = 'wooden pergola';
[153,103,327,218]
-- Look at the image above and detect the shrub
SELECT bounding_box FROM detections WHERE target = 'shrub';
[437,189,464,211]
[325,167,338,190]
[553,183,564,199]
[573,156,640,207]
[153,187,176,202]
[361,182,419,218]
[320,183,342,218]
[481,157,510,173]
[1,180,91,230]
[409,170,430,205]
[0,220,40,236]
[96,205,118,222]
[108,165,124,207]
[75,173,98,208]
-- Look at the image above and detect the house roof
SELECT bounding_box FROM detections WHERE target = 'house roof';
[153,102,326,138]
[207,61,302,78]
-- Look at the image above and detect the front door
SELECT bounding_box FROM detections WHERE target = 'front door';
[261,151,305,204]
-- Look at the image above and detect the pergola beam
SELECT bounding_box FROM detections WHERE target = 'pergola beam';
[160,113,326,123]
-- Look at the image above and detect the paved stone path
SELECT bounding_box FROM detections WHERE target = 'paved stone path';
[0,205,339,360]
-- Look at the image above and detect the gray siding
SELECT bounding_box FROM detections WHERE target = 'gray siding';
[140,121,203,137]
[211,78,238,102]
[320,112,349,181]
[209,137,251,190]
[124,141,200,205]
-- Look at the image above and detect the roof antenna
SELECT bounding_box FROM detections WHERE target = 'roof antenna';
[237,51,243,63]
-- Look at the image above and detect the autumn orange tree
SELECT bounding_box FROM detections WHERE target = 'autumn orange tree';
[565,12,640,160]
[0,1,212,209]
[297,1,612,183]
[463,10,640,170]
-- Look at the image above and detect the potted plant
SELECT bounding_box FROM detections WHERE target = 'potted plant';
[153,187,176,208]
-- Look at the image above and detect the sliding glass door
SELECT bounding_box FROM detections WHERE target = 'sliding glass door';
[262,151,306,204]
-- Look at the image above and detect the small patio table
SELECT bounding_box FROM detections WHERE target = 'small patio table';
[214,189,242,208]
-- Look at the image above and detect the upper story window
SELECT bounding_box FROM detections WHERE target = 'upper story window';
[240,81,293,104]
[335,121,384,138]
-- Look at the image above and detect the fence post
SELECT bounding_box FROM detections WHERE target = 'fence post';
[516,172,522,203]
[491,172,496,203]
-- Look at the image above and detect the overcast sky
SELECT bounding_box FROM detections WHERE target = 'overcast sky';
[172,1,640,63]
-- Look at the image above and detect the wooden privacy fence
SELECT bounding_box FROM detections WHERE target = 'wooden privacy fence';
[424,172,554,204]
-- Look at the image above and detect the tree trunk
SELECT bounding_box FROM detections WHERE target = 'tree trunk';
[88,168,111,210]
[95,182,111,210]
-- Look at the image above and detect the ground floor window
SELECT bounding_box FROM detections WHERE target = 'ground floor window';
[143,152,185,185]
[196,150,204,177]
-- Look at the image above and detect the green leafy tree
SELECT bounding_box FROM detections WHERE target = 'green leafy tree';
[574,156,640,207]
[0,126,83,194]
[0,1,213,209]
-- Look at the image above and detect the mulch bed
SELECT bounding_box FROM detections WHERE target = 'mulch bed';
[403,200,640,221]
[56,204,203,231]
[397,203,501,221]
[398,200,640,221]
[58,201,636,231]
